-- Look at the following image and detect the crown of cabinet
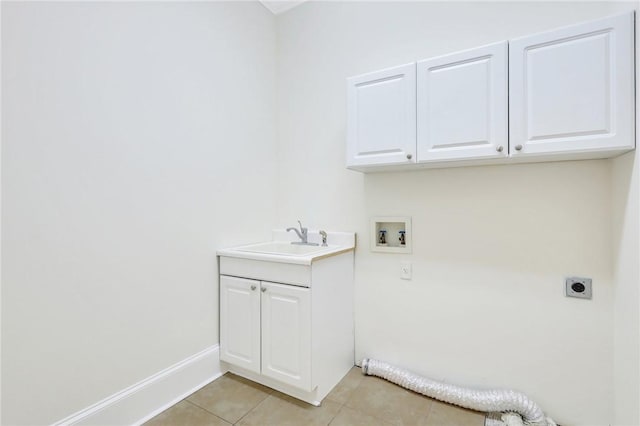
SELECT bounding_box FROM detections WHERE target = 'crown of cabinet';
[346,12,635,172]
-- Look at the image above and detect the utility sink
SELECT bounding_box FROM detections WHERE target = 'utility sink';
[235,241,330,256]
[218,229,356,406]
[217,230,356,265]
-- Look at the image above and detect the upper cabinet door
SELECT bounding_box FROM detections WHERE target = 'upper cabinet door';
[509,12,635,157]
[347,63,417,168]
[417,42,508,162]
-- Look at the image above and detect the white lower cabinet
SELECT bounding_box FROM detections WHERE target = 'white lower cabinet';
[261,281,311,390]
[221,276,312,391]
[219,276,261,374]
[218,251,355,406]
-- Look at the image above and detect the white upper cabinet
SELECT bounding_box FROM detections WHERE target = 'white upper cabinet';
[347,63,416,168]
[417,41,508,162]
[509,12,635,157]
[346,12,635,172]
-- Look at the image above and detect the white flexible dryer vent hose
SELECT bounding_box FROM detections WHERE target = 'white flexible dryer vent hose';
[361,358,557,426]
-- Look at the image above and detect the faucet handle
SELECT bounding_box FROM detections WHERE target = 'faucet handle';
[297,220,307,233]
[319,230,328,246]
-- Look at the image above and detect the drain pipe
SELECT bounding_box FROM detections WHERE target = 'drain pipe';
[361,358,556,426]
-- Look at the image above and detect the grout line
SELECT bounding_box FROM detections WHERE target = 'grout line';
[325,401,346,426]
[341,371,368,410]
[344,373,436,426]
[186,386,271,425]
[186,401,235,425]
[183,383,240,425]
[183,400,231,425]
[421,398,435,425]
[183,395,208,412]
[232,391,273,425]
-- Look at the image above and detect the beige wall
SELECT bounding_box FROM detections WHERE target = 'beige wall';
[275,2,638,425]
[3,2,639,425]
[612,150,640,426]
[611,7,640,423]
[1,2,277,424]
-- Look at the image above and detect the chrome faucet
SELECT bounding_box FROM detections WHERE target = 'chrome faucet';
[287,220,318,246]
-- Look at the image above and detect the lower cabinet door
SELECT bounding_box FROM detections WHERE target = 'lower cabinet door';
[260,281,312,391]
[220,275,261,374]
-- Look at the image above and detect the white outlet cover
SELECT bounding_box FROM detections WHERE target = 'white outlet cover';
[401,261,412,280]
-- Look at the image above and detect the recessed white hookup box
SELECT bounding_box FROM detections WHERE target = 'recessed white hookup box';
[371,216,412,254]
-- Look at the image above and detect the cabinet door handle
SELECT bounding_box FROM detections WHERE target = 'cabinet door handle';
[250,285,256,291]
[261,287,267,292]
[515,144,523,151]
[406,153,413,160]
[496,145,503,153]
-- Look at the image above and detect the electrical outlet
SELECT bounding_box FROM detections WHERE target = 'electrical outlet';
[565,277,592,299]
[400,261,412,280]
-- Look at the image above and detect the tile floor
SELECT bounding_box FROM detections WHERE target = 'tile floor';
[145,367,486,426]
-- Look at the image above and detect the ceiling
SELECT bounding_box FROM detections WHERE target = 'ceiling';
[259,0,623,15]
[259,1,308,15]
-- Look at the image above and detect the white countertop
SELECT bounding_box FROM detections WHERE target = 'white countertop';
[217,230,356,266]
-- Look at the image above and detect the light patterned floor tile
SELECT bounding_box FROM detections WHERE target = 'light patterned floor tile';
[345,376,432,426]
[146,370,488,426]
[329,406,393,426]
[144,400,231,426]
[326,366,365,405]
[186,373,272,424]
[237,391,342,426]
[423,400,485,426]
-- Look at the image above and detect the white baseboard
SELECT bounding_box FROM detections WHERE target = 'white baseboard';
[54,345,225,426]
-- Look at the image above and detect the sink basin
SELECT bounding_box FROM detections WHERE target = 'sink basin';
[235,242,330,256]
[218,231,355,265]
